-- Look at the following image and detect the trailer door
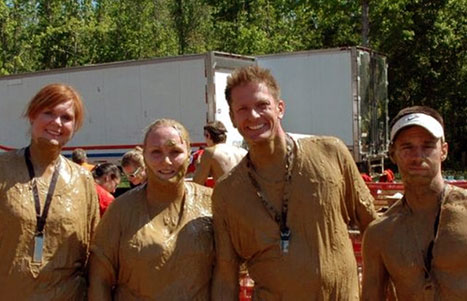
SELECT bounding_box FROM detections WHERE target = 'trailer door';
[213,70,244,147]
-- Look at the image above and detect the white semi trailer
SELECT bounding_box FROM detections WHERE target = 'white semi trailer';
[257,47,389,174]
[0,47,388,173]
[0,52,254,161]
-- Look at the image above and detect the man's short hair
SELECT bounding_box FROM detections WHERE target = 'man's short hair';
[71,148,87,164]
[390,106,444,144]
[225,65,281,107]
[204,121,227,144]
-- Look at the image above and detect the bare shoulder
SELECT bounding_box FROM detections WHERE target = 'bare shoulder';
[445,184,467,205]
[201,146,215,158]
[441,184,467,223]
[212,144,246,157]
[364,200,407,244]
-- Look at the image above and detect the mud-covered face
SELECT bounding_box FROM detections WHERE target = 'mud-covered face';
[30,99,75,147]
[144,126,189,184]
[229,81,284,146]
[392,126,448,184]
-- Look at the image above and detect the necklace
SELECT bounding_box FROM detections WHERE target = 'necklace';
[246,134,295,253]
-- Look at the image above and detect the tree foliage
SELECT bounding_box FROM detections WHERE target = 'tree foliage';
[370,0,466,169]
[0,0,465,168]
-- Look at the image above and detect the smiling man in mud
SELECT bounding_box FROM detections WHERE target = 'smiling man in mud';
[362,106,467,300]
[211,65,377,300]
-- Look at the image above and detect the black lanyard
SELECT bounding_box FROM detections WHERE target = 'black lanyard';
[424,205,441,279]
[24,147,61,235]
[246,134,294,252]
[403,185,446,281]
[424,186,446,280]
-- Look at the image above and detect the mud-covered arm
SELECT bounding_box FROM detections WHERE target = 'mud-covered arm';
[193,148,214,185]
[336,139,377,232]
[362,222,389,300]
[88,202,120,301]
[211,188,240,300]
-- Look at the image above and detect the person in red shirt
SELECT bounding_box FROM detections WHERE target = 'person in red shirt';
[357,162,373,182]
[92,163,121,216]
[361,173,373,182]
[187,147,205,175]
[379,168,395,182]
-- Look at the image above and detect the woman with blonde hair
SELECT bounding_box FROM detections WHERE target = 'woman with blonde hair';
[121,146,147,187]
[0,83,99,299]
[89,118,214,300]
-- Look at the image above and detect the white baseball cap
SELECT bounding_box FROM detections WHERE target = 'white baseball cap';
[390,113,444,142]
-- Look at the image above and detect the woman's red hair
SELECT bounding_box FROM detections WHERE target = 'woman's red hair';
[24,83,85,131]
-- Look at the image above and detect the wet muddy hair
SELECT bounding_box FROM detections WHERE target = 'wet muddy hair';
[121,146,145,169]
[143,118,191,152]
[92,163,121,181]
[204,120,227,144]
[225,65,281,107]
[24,83,84,131]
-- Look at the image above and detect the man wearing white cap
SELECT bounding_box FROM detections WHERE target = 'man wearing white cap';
[362,106,467,300]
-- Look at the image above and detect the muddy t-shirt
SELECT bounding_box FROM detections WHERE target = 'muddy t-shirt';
[0,149,99,300]
[90,182,214,300]
[213,135,377,300]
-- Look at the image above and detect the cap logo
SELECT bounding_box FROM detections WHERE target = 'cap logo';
[390,113,444,142]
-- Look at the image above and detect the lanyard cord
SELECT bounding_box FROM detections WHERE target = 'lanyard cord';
[424,205,441,279]
[403,185,447,280]
[246,134,294,234]
[24,147,61,235]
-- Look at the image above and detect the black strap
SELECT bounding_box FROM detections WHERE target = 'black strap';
[403,186,446,280]
[246,134,294,234]
[424,204,442,279]
[24,147,61,235]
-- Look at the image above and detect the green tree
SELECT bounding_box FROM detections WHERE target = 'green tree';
[91,0,182,62]
[170,0,214,54]
[0,0,38,74]
[33,0,91,69]
[370,0,467,169]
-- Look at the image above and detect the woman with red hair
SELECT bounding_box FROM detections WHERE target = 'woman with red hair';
[0,83,99,299]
